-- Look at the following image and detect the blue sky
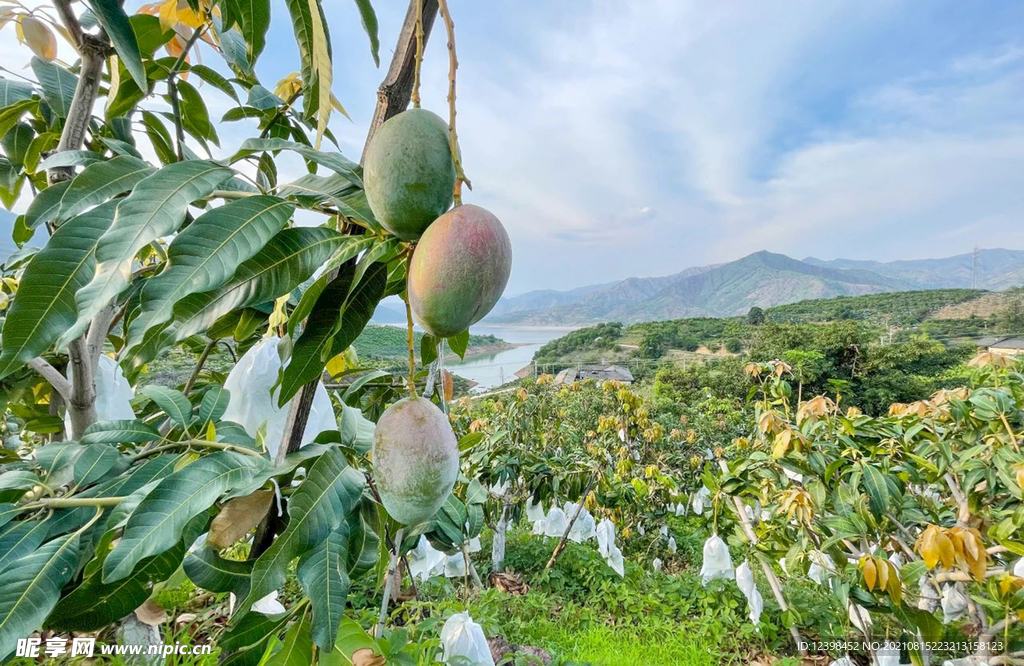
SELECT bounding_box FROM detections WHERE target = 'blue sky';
[4,1,1023,295]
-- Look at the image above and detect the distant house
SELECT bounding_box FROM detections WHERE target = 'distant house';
[976,336,1024,356]
[554,364,634,385]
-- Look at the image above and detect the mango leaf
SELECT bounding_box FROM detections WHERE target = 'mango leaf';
[283,0,332,141]
[231,138,359,186]
[72,444,124,488]
[265,612,312,666]
[175,79,219,146]
[447,330,470,360]
[0,77,33,108]
[0,201,116,379]
[0,519,50,574]
[36,150,104,171]
[279,261,386,404]
[220,611,295,666]
[46,513,207,631]
[0,534,80,658]
[860,462,890,520]
[139,386,192,426]
[102,451,268,582]
[351,0,380,67]
[297,529,351,650]
[70,160,233,339]
[124,196,293,353]
[50,155,155,227]
[22,180,70,230]
[286,235,378,336]
[235,447,365,621]
[183,546,252,597]
[158,227,347,350]
[81,420,161,445]
[197,385,230,424]
[30,58,77,118]
[224,0,271,62]
[83,0,147,89]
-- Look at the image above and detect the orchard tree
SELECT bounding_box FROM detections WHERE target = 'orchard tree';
[0,0,512,661]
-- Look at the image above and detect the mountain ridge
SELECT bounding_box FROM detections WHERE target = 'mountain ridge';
[486,248,1024,325]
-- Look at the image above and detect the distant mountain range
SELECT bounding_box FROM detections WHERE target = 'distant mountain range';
[486,249,1024,325]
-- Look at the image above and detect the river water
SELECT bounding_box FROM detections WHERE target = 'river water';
[448,325,572,391]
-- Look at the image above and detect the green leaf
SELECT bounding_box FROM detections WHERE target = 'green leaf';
[297,529,351,650]
[0,519,50,574]
[226,0,271,62]
[0,99,35,143]
[183,546,252,597]
[279,261,386,404]
[286,236,377,336]
[140,386,192,426]
[0,77,33,108]
[175,79,219,146]
[0,201,116,380]
[197,385,230,425]
[31,58,77,118]
[266,611,312,666]
[211,15,253,77]
[71,160,233,336]
[124,196,294,353]
[81,420,161,445]
[220,612,294,666]
[447,330,470,360]
[283,0,332,135]
[23,180,70,230]
[860,462,890,520]
[231,138,359,187]
[235,447,364,621]
[153,227,347,354]
[84,0,147,89]
[2,122,34,167]
[0,533,80,659]
[50,155,155,228]
[188,64,240,103]
[351,0,380,67]
[46,513,207,631]
[102,451,268,582]
[72,444,124,488]
[36,150,104,171]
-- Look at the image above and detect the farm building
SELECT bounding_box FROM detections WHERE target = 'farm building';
[976,336,1024,356]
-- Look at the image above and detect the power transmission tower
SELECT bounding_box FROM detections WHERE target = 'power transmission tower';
[973,245,979,289]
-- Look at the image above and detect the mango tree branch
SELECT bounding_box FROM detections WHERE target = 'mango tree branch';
[718,459,807,655]
[27,358,72,401]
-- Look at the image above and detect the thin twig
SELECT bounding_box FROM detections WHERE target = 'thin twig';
[411,0,424,108]
[130,439,264,461]
[435,0,470,204]
[183,339,216,397]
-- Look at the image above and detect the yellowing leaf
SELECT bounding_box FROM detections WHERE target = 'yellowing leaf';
[860,556,877,590]
[306,0,331,148]
[19,16,56,61]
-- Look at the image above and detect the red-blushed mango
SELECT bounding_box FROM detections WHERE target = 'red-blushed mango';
[409,204,512,338]
[363,109,455,240]
[372,396,458,525]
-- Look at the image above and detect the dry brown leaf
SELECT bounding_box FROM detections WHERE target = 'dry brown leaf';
[207,490,274,549]
[352,648,386,666]
[135,599,168,627]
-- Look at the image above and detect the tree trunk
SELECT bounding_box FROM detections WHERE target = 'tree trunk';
[45,10,109,439]
[491,503,508,573]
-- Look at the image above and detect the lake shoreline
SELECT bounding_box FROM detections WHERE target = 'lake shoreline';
[449,341,526,361]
